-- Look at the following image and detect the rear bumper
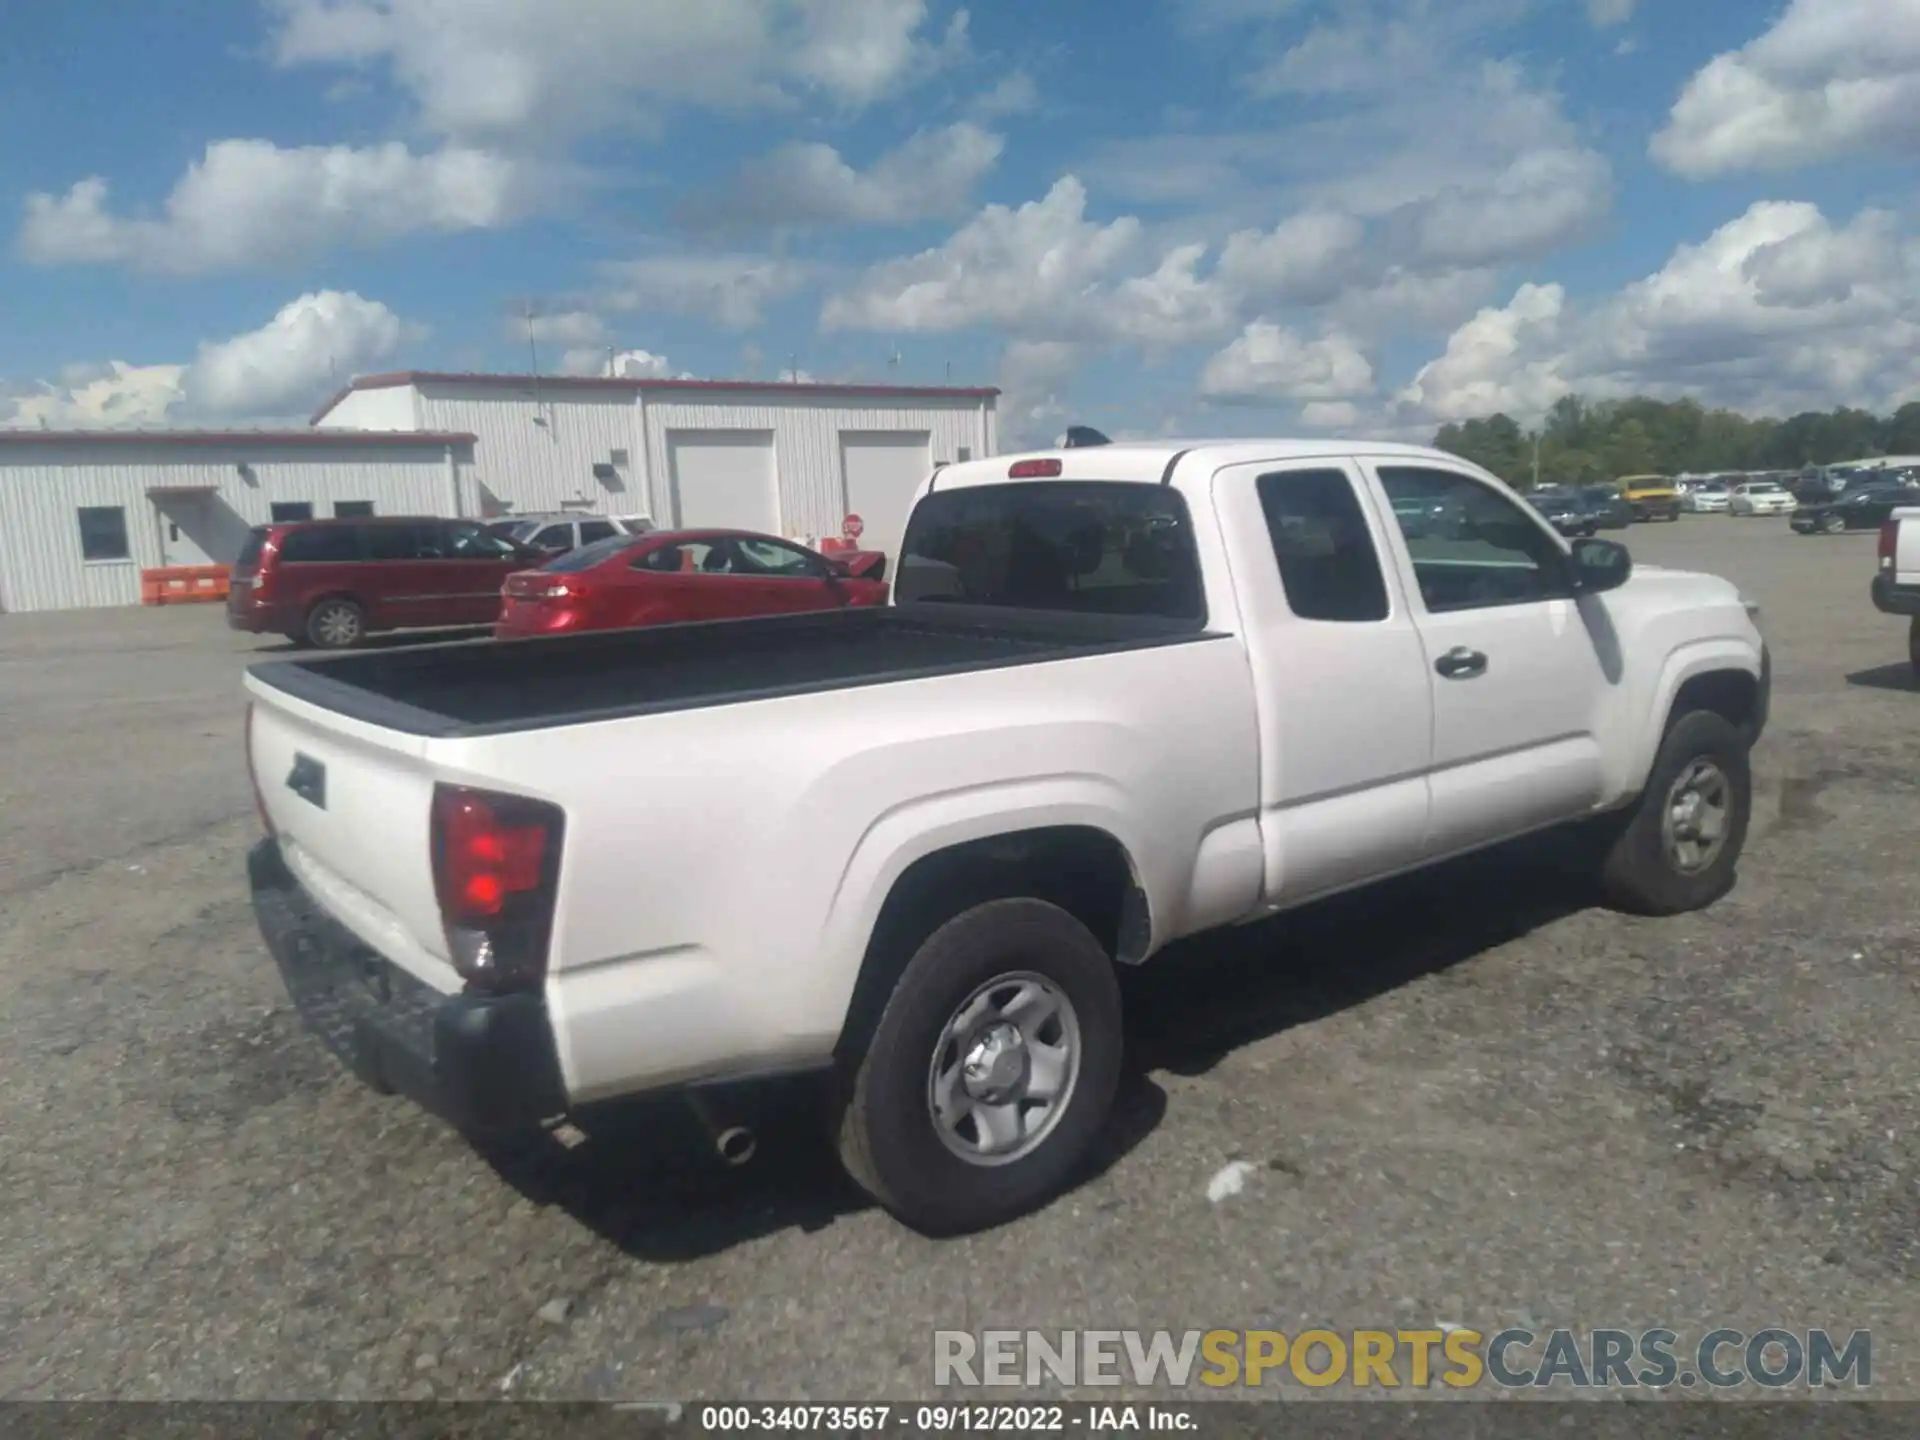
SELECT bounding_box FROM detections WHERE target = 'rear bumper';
[1755,644,1771,741]
[247,838,567,1134]
[1871,573,1920,617]
[1630,499,1679,520]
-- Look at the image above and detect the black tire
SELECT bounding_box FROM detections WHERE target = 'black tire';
[833,898,1122,1236]
[1597,710,1751,916]
[305,597,365,650]
[1909,616,1920,680]
[1820,513,1844,535]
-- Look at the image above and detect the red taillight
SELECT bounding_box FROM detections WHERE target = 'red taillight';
[1009,458,1064,478]
[244,703,275,835]
[430,785,564,992]
[1879,519,1899,571]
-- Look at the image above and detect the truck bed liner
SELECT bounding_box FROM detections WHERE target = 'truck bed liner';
[246,604,1219,738]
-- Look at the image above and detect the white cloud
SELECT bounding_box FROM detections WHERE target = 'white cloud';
[518,310,608,347]
[600,252,816,330]
[268,0,966,140]
[2,291,420,429]
[1653,0,1920,177]
[559,347,675,378]
[1216,211,1367,306]
[1300,399,1362,430]
[681,123,1002,232]
[820,176,1145,337]
[996,339,1080,449]
[1398,282,1572,422]
[1400,200,1920,423]
[18,140,528,273]
[3,363,188,431]
[1199,322,1376,405]
[1586,0,1634,27]
[183,291,420,417]
[972,71,1039,119]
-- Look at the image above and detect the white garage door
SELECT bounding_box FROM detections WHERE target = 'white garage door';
[668,430,780,532]
[840,431,931,559]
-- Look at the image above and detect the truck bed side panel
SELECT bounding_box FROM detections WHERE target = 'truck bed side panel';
[427,634,1263,1102]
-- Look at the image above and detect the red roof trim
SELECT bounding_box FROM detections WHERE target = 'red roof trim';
[0,429,476,448]
[310,371,1001,423]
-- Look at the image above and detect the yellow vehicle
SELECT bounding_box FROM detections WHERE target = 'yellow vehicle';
[1618,475,1680,523]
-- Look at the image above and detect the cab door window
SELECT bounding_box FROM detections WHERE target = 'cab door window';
[1377,466,1573,613]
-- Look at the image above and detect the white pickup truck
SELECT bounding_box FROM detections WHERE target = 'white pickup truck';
[243,440,1770,1234]
[1871,506,1920,675]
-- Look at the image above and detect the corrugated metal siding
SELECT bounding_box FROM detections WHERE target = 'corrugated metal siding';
[413,382,644,519]
[640,396,992,544]
[0,442,470,612]
[314,387,418,431]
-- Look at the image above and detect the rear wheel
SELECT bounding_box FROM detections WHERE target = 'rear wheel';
[1819,512,1845,534]
[305,598,365,650]
[832,898,1122,1236]
[1596,711,1751,916]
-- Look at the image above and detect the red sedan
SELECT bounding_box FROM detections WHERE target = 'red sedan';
[495,528,889,639]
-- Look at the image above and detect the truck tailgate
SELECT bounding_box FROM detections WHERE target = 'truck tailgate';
[245,673,457,992]
[1896,507,1920,587]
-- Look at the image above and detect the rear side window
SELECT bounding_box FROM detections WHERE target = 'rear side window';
[578,520,617,544]
[367,523,429,561]
[540,533,642,572]
[633,539,728,573]
[278,526,361,563]
[532,524,574,549]
[235,529,267,573]
[896,481,1204,623]
[1255,469,1389,622]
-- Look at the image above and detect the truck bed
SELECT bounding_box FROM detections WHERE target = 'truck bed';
[246,603,1221,738]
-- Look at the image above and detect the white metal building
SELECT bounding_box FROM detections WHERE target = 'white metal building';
[312,372,1000,562]
[0,430,476,612]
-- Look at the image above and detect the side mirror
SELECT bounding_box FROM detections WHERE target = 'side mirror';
[1570,536,1631,594]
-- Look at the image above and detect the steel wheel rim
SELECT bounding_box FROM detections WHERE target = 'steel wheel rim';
[315,604,359,646]
[1661,758,1731,875]
[927,971,1081,1168]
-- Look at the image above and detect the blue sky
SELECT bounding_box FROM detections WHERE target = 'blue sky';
[2,0,1916,442]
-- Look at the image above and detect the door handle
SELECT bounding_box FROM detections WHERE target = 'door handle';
[1434,646,1487,680]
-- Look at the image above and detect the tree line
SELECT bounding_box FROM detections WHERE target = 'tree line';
[1433,396,1920,491]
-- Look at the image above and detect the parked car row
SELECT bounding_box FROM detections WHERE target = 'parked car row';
[226,514,889,649]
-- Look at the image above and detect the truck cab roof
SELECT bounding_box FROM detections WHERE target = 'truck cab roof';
[928,439,1479,493]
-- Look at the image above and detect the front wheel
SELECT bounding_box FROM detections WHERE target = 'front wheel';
[832,898,1122,1236]
[1819,513,1845,534]
[305,598,365,650]
[1596,710,1752,916]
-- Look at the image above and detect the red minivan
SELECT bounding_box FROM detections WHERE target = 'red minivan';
[227,517,541,649]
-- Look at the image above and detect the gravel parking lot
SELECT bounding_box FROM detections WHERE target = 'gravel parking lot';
[2,516,1916,1403]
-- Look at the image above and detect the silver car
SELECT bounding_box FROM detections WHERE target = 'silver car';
[484,512,653,557]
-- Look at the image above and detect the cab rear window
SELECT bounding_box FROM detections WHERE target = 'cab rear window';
[896,481,1204,624]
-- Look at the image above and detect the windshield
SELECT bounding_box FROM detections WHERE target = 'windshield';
[540,532,645,572]
[1745,482,1780,493]
[896,481,1204,623]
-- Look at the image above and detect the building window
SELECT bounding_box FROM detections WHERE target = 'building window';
[271,502,314,523]
[958,447,972,462]
[333,500,375,518]
[77,507,130,562]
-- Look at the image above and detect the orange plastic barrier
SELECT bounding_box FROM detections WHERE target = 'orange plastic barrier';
[141,566,231,605]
